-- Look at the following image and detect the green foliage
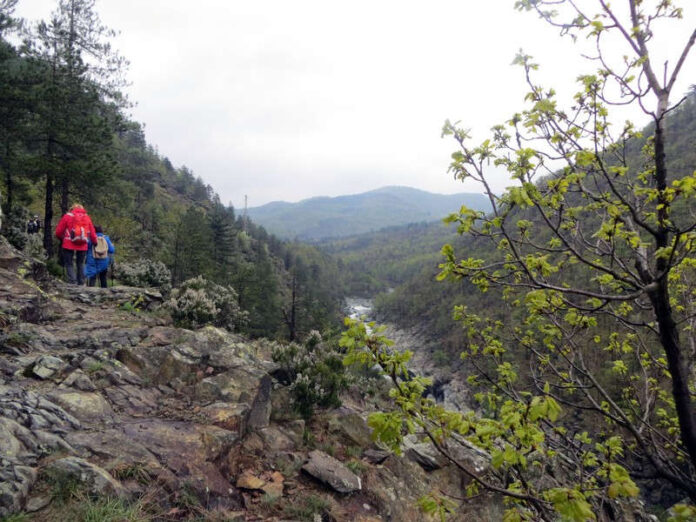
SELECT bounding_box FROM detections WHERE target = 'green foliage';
[73,495,150,522]
[418,492,457,522]
[119,294,145,314]
[282,494,331,521]
[0,514,29,522]
[0,2,346,342]
[272,330,348,418]
[335,3,696,516]
[44,468,81,504]
[0,206,29,250]
[342,317,645,520]
[669,503,696,522]
[345,459,366,476]
[322,221,459,297]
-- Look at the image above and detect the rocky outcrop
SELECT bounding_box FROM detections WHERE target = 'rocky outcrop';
[0,238,495,520]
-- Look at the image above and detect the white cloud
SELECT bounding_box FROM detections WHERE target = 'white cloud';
[14,0,696,208]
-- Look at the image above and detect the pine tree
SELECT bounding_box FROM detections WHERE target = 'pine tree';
[30,0,126,256]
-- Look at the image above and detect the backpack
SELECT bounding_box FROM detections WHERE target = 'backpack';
[93,236,109,259]
[67,212,89,245]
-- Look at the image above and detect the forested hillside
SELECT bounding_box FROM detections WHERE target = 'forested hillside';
[0,0,344,340]
[320,221,457,297]
[365,88,696,349]
[248,185,491,240]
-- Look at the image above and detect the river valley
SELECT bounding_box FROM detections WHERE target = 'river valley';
[345,297,472,413]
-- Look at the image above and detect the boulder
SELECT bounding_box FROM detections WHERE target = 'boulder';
[48,390,113,423]
[302,450,361,494]
[61,370,96,392]
[0,459,37,516]
[195,367,262,404]
[0,418,36,459]
[363,449,390,465]
[246,375,272,432]
[403,434,489,474]
[45,457,127,498]
[30,355,65,380]
[257,426,295,452]
[403,436,444,471]
[121,419,236,498]
[155,350,197,385]
[328,410,372,447]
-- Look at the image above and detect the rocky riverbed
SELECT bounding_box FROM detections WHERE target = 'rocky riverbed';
[345,297,472,413]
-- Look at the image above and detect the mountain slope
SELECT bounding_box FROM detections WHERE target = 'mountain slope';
[0,238,500,521]
[248,186,491,240]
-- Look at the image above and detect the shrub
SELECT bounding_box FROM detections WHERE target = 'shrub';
[46,258,64,278]
[272,330,347,418]
[283,494,331,522]
[1,206,30,251]
[115,258,171,290]
[167,276,248,331]
[23,233,46,260]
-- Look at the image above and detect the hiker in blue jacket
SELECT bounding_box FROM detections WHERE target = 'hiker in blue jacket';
[85,225,115,288]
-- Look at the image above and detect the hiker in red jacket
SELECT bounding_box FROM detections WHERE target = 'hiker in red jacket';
[55,204,98,285]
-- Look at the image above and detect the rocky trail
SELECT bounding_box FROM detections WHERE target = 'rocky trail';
[0,239,499,521]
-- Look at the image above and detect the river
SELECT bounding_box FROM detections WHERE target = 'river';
[344,297,472,412]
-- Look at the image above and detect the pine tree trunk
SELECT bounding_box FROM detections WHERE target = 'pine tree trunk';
[60,177,69,215]
[3,142,11,214]
[44,172,54,257]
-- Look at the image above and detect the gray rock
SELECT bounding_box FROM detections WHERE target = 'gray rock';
[47,390,113,423]
[0,418,36,458]
[0,460,37,517]
[328,410,372,447]
[246,374,272,431]
[403,435,445,471]
[257,426,295,452]
[25,494,51,512]
[45,456,127,498]
[30,355,65,380]
[363,449,390,464]
[302,450,361,494]
[403,434,488,473]
[61,369,96,392]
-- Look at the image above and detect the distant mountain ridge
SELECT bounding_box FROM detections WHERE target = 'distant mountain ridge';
[247,186,491,240]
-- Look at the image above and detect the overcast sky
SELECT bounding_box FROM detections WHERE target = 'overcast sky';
[14,1,696,209]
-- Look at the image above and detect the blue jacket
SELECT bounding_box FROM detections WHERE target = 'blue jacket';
[85,234,115,278]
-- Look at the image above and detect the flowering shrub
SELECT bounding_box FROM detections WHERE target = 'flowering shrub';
[23,233,46,260]
[115,259,171,290]
[167,276,248,331]
[272,330,347,418]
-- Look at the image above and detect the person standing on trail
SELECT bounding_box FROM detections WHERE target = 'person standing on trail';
[85,225,115,288]
[26,215,41,234]
[55,204,97,285]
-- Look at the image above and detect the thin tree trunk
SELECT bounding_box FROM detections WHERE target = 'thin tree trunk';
[651,96,696,483]
[60,177,69,214]
[3,141,12,214]
[44,172,54,257]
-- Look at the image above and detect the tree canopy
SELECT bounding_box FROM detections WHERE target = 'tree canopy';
[344,1,696,520]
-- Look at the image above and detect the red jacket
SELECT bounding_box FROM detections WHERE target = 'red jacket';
[55,208,98,251]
